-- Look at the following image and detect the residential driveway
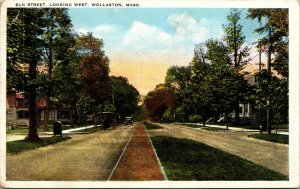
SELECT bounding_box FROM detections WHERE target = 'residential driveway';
[6,125,134,181]
[148,123,288,177]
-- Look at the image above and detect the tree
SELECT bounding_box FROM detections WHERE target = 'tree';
[247,9,288,78]
[248,9,289,133]
[52,47,79,126]
[111,76,140,119]
[165,66,193,121]
[205,39,248,127]
[38,8,75,131]
[209,63,247,129]
[223,9,250,69]
[80,54,111,104]
[189,46,212,126]
[7,9,46,141]
[76,33,111,103]
[144,84,175,121]
[223,9,250,123]
[205,39,231,65]
[253,70,288,127]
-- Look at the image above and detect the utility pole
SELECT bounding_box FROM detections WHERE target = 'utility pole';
[259,41,262,72]
[266,27,272,134]
[258,41,262,133]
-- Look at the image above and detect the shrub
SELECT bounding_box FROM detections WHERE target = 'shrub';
[162,107,174,122]
[188,114,202,123]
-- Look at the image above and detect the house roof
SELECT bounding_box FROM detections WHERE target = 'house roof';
[240,63,281,78]
[16,93,24,99]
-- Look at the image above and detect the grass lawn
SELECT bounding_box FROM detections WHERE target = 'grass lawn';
[273,124,289,130]
[7,136,71,154]
[202,127,229,132]
[143,122,163,130]
[248,133,288,144]
[6,125,84,135]
[151,136,287,180]
[6,127,47,135]
[177,123,204,128]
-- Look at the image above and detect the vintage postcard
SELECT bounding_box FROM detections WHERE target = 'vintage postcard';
[0,0,299,188]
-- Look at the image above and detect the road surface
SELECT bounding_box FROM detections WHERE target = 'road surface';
[7,125,134,181]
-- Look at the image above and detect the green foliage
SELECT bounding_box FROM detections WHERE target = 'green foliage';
[247,9,288,78]
[53,60,81,107]
[111,76,140,119]
[143,122,163,130]
[223,9,250,68]
[76,32,107,56]
[205,39,231,66]
[188,114,202,123]
[7,8,46,93]
[7,8,49,140]
[133,105,147,121]
[165,66,191,91]
[151,136,287,180]
[202,127,228,132]
[76,95,96,119]
[177,123,203,128]
[254,70,288,123]
[248,133,288,144]
[162,106,174,122]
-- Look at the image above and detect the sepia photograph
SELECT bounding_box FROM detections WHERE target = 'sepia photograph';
[0,0,299,188]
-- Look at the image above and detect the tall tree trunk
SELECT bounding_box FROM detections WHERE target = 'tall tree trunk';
[70,108,74,128]
[26,61,40,141]
[266,27,272,134]
[93,112,97,126]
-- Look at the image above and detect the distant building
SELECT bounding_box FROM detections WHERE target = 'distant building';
[229,62,280,121]
[6,90,71,129]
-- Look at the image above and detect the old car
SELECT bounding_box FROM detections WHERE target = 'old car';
[124,117,133,126]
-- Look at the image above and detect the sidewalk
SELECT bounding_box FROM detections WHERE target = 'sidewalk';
[109,123,165,181]
[180,122,289,135]
[41,125,99,135]
[6,125,100,142]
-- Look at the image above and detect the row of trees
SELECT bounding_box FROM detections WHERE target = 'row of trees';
[144,9,288,132]
[7,8,140,141]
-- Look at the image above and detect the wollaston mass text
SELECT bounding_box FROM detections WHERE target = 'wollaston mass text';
[91,3,123,7]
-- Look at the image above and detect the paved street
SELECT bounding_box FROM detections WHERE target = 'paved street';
[148,123,288,176]
[7,125,134,181]
[6,122,288,181]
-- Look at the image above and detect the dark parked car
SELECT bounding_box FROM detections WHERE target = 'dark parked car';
[124,117,133,126]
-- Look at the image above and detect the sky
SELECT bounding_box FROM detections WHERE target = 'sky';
[68,8,265,95]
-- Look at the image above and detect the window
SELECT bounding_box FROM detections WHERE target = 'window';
[239,106,243,113]
[17,110,29,119]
